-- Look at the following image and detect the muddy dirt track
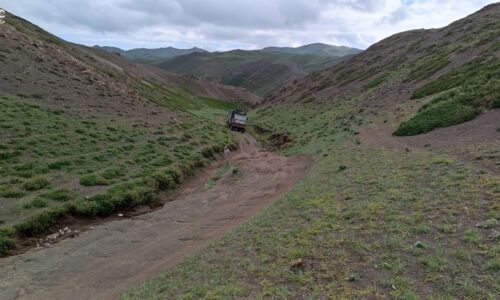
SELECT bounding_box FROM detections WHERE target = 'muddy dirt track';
[0,134,312,300]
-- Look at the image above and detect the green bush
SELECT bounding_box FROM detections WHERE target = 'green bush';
[22,176,50,191]
[395,101,479,136]
[79,174,110,186]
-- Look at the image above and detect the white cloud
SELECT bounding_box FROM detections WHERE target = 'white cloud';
[0,0,495,50]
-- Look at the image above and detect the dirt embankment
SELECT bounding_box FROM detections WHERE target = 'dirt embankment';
[0,134,312,300]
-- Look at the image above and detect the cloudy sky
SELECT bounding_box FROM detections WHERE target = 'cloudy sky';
[1,0,496,51]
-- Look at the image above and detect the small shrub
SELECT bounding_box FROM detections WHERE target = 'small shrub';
[79,174,109,186]
[22,176,50,191]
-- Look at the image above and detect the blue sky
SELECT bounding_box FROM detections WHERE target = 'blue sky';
[0,0,496,50]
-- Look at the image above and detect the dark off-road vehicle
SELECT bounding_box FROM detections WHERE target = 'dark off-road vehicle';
[227,110,247,133]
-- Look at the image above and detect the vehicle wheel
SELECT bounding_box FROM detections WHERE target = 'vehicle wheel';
[241,128,245,133]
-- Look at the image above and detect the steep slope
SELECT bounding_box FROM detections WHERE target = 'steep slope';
[266,3,499,136]
[0,11,257,255]
[94,45,207,64]
[156,46,359,96]
[127,4,500,299]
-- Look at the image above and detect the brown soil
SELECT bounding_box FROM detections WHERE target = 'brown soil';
[0,134,312,300]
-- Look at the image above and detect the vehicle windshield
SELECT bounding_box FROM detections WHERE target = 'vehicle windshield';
[234,114,247,121]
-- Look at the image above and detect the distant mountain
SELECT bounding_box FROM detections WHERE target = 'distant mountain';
[156,45,360,96]
[94,45,208,64]
[261,43,362,57]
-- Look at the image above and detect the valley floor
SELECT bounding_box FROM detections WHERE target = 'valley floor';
[0,134,312,300]
[122,108,499,299]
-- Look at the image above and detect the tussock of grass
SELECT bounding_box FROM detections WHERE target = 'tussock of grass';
[22,176,50,191]
[79,174,110,187]
[0,185,25,198]
[40,189,73,202]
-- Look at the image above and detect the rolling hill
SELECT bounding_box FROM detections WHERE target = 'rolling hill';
[261,42,360,57]
[94,45,207,64]
[156,45,360,96]
[0,10,258,255]
[127,3,500,299]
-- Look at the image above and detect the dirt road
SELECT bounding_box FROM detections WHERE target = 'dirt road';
[0,134,312,300]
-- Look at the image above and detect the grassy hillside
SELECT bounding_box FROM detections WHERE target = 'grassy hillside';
[157,47,357,96]
[0,12,246,255]
[264,4,500,135]
[124,4,500,299]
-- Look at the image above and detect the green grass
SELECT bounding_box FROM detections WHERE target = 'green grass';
[0,93,236,254]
